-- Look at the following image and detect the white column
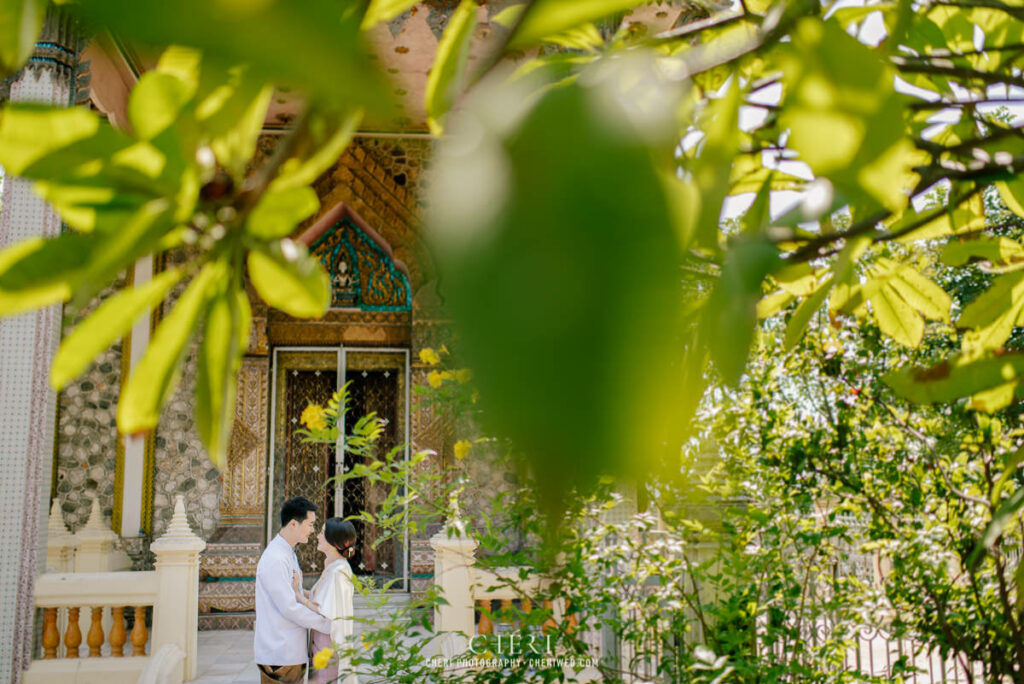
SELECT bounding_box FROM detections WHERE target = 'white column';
[0,10,79,684]
[44,499,76,573]
[429,517,478,658]
[119,255,154,537]
[150,495,206,681]
[74,497,129,572]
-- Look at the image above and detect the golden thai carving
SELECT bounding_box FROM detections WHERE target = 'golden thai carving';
[219,357,269,523]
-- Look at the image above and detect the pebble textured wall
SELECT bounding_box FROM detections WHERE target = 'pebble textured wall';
[54,278,125,532]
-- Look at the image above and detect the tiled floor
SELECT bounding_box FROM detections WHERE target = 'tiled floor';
[191,630,260,684]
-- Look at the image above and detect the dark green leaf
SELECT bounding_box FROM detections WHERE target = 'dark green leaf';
[246,186,320,239]
[0,0,47,76]
[71,0,391,115]
[128,71,194,140]
[427,72,686,507]
[0,232,97,316]
[784,277,832,352]
[886,352,1024,406]
[247,239,330,318]
[118,261,222,434]
[50,268,184,390]
[195,280,250,469]
[704,237,779,383]
[509,0,637,49]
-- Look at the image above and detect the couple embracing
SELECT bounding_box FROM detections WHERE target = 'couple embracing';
[254,496,359,684]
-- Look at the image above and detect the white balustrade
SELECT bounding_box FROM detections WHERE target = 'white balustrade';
[26,495,205,684]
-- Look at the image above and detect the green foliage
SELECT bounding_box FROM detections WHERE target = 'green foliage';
[4,0,1024,519]
[0,47,352,468]
[0,0,47,77]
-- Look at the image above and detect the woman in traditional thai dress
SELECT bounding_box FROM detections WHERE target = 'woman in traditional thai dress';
[293,518,358,684]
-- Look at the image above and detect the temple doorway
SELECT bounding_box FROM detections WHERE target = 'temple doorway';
[269,347,409,590]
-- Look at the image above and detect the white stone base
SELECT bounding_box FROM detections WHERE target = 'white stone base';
[24,657,149,684]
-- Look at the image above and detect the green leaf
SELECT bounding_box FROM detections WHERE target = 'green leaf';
[706,237,779,383]
[128,71,194,140]
[756,289,794,319]
[247,239,330,318]
[869,283,924,347]
[270,109,362,192]
[895,193,985,243]
[72,0,391,115]
[958,272,1024,330]
[424,0,479,137]
[888,266,951,322]
[50,268,184,390]
[73,200,177,307]
[971,486,1024,567]
[992,446,1024,505]
[0,0,47,76]
[509,0,636,49]
[246,186,320,239]
[941,236,1024,267]
[426,71,685,508]
[777,18,911,211]
[997,177,1024,219]
[957,272,1024,354]
[31,182,150,234]
[118,261,222,434]
[739,179,772,240]
[492,4,526,28]
[886,351,1024,406]
[195,280,249,470]
[361,0,419,29]
[0,233,97,316]
[196,64,273,178]
[775,263,817,297]
[0,104,133,179]
[784,277,833,352]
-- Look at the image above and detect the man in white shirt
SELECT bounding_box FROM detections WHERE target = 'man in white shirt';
[255,496,332,683]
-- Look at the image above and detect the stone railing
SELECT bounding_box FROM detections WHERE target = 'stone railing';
[429,519,601,681]
[46,496,133,574]
[26,496,205,684]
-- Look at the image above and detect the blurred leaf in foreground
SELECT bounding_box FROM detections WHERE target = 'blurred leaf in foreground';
[427,54,689,510]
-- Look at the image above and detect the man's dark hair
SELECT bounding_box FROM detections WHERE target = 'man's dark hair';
[281,496,317,527]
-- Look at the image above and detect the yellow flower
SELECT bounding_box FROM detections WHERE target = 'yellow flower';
[300,404,327,431]
[419,347,441,365]
[312,646,334,670]
[454,368,472,384]
[427,370,443,388]
[454,439,471,460]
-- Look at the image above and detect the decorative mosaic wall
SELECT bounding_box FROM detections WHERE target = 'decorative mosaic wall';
[54,276,126,531]
[357,137,431,211]
[0,16,79,681]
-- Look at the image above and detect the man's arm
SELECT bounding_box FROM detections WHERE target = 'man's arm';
[266,558,331,633]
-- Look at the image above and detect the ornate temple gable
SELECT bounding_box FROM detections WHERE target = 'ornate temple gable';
[299,202,412,312]
[309,140,433,291]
